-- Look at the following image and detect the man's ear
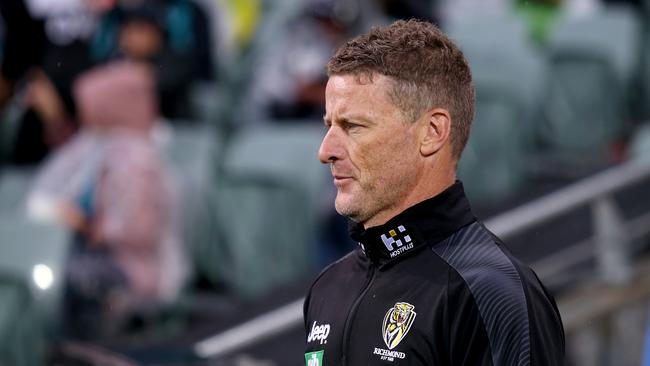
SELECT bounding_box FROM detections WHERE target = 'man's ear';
[420,108,451,156]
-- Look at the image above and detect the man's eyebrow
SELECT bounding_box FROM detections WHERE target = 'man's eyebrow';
[323,116,351,126]
[324,116,372,127]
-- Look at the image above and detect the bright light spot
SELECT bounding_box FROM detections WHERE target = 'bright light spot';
[32,264,54,290]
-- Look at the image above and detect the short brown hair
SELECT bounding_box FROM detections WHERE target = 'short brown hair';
[327,19,475,159]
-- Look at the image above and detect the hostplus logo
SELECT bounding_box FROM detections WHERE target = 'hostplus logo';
[380,225,414,258]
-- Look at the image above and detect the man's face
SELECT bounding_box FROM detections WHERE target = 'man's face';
[319,74,423,227]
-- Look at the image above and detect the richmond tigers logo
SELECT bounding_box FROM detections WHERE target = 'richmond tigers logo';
[382,302,417,350]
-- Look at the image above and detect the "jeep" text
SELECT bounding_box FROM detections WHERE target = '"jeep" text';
[307,321,330,345]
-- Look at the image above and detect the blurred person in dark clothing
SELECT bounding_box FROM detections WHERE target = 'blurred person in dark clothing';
[91,0,215,118]
[0,0,103,165]
[248,0,353,121]
[0,0,64,165]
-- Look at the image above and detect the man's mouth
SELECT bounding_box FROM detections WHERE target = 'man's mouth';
[333,175,353,185]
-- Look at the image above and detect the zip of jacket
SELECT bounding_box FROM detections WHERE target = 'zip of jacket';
[341,264,376,366]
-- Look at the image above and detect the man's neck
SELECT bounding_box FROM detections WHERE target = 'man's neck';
[362,176,456,229]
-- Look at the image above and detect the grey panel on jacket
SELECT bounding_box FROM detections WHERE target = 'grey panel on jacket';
[432,222,531,366]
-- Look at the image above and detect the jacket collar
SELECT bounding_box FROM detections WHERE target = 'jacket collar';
[349,181,475,267]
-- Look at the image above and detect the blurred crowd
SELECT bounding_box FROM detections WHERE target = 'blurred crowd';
[0,0,215,166]
[1,0,646,166]
[0,0,649,358]
[0,0,220,340]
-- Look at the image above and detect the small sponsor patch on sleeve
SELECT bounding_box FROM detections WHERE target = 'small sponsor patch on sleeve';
[305,350,324,366]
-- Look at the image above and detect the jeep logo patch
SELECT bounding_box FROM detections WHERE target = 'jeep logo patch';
[307,321,330,345]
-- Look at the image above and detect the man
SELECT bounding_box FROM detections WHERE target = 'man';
[303,19,565,365]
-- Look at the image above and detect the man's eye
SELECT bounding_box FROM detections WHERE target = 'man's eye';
[343,122,361,131]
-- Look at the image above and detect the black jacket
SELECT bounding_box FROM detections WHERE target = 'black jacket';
[304,182,565,365]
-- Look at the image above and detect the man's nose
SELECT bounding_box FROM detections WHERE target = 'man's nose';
[318,128,342,164]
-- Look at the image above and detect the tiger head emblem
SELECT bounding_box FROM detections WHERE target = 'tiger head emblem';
[382,302,417,350]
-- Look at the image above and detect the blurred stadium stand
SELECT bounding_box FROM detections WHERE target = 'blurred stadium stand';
[0,218,68,365]
[449,15,547,202]
[1,0,650,365]
[0,272,45,366]
[541,5,641,164]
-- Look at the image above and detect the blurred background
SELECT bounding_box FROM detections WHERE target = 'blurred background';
[1,0,650,365]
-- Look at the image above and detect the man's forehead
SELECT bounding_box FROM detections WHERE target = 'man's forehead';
[326,74,394,105]
[327,72,392,88]
[327,74,352,90]
[325,74,405,125]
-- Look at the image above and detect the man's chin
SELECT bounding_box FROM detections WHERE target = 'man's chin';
[334,198,365,223]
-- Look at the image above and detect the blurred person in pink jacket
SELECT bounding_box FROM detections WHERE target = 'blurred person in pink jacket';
[29,61,187,339]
